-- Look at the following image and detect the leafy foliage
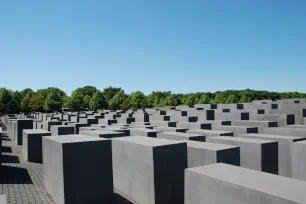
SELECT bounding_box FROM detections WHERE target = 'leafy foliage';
[1,87,306,113]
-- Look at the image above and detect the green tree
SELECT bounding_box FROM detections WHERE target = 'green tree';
[239,94,252,103]
[225,94,238,104]
[12,91,22,105]
[89,91,107,111]
[20,88,34,100]
[164,94,181,106]
[7,99,21,113]
[130,91,147,109]
[183,95,196,106]
[30,92,45,112]
[74,86,98,98]
[102,86,123,107]
[0,88,13,113]
[196,94,211,104]
[84,95,91,109]
[109,91,128,110]
[21,91,34,113]
[211,93,225,104]
[44,91,62,112]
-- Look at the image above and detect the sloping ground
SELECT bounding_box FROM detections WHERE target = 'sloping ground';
[0,123,54,204]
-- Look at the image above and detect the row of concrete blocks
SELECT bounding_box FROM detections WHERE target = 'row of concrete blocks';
[42,134,306,204]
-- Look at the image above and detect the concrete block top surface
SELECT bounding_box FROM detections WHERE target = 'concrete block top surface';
[183,140,238,151]
[130,128,162,133]
[211,136,275,144]
[187,163,306,203]
[51,125,71,128]
[221,125,258,128]
[241,133,306,140]
[82,130,123,135]
[188,129,232,134]
[44,135,108,143]
[113,136,186,147]
[23,129,50,134]
[160,132,204,137]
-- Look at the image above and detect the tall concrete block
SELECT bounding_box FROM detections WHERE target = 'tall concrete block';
[184,140,240,168]
[0,195,6,204]
[239,133,306,177]
[50,125,75,136]
[185,163,306,204]
[157,132,206,142]
[112,136,187,204]
[23,129,51,163]
[206,136,278,174]
[15,119,33,145]
[43,135,113,204]
[291,141,306,182]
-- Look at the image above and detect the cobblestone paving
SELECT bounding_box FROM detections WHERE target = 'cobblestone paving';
[0,124,55,204]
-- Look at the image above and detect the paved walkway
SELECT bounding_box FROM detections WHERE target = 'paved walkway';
[0,124,54,204]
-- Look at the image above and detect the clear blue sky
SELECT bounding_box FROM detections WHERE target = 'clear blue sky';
[1,0,305,95]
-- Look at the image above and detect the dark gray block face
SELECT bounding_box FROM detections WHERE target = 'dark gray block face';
[291,141,306,181]
[185,163,306,204]
[81,130,126,139]
[43,121,62,131]
[214,125,258,137]
[184,140,240,168]
[15,119,33,145]
[43,135,113,204]
[206,136,278,174]
[50,125,75,136]
[157,132,206,142]
[130,128,162,138]
[187,129,234,137]
[23,129,51,163]
[67,123,90,134]
[112,136,187,204]
[239,133,306,177]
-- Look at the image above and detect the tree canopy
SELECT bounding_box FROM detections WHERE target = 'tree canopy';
[0,86,305,113]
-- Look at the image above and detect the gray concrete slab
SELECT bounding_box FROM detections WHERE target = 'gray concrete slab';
[112,136,187,204]
[153,126,188,132]
[23,129,51,163]
[15,119,33,145]
[239,133,306,177]
[157,132,206,142]
[233,120,278,133]
[206,136,278,174]
[214,125,258,136]
[183,140,240,168]
[81,130,127,139]
[187,129,234,137]
[185,163,306,204]
[291,141,306,182]
[43,121,62,132]
[43,135,113,204]
[130,128,162,138]
[50,125,74,136]
[264,127,306,137]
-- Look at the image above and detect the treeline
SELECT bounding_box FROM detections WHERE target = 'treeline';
[0,86,305,113]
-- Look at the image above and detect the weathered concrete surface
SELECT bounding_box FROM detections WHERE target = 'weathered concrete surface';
[112,136,187,204]
[206,136,278,174]
[157,132,206,142]
[291,141,306,182]
[185,163,306,204]
[43,135,113,204]
[239,133,306,177]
